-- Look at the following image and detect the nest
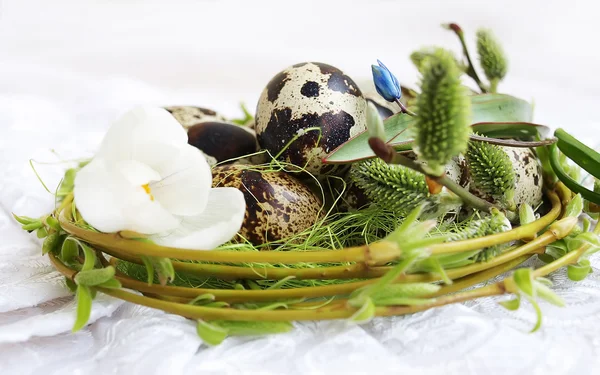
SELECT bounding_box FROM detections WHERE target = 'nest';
[46,183,594,327]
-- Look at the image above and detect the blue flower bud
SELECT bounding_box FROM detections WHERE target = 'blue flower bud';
[371,60,401,102]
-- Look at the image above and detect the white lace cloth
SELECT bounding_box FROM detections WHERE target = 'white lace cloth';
[1,60,600,374]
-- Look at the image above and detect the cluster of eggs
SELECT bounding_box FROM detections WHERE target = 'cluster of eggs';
[167,62,367,245]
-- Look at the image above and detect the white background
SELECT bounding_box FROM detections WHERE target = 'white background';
[2,1,600,374]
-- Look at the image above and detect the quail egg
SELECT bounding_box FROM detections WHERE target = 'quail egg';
[212,165,324,245]
[165,106,227,130]
[255,62,367,176]
[188,122,260,164]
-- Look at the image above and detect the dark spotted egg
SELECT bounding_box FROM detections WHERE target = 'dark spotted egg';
[187,122,260,165]
[165,106,227,130]
[212,165,324,246]
[255,62,367,176]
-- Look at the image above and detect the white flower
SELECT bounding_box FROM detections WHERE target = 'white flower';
[73,107,246,250]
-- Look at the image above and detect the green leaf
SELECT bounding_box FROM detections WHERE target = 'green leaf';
[513,268,535,297]
[349,298,376,324]
[42,233,62,255]
[519,204,536,226]
[418,258,452,285]
[564,194,583,218]
[214,320,293,337]
[549,144,600,205]
[140,256,155,285]
[12,213,39,225]
[188,294,216,306]
[567,260,591,281]
[80,243,97,271]
[60,238,79,263]
[555,128,600,180]
[97,278,122,289]
[203,301,230,308]
[36,227,48,238]
[46,216,61,231]
[65,277,78,293]
[535,281,565,307]
[72,285,93,332]
[523,294,543,333]
[324,94,534,164]
[152,257,175,285]
[74,267,116,286]
[499,296,521,311]
[196,320,228,346]
[21,221,43,231]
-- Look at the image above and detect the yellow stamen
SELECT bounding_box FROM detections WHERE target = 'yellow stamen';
[141,183,155,201]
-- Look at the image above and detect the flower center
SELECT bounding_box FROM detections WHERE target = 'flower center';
[141,183,155,201]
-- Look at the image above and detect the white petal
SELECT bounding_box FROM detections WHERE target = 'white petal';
[74,159,130,232]
[150,187,246,250]
[96,107,187,164]
[150,144,212,216]
[74,158,179,234]
[115,159,161,186]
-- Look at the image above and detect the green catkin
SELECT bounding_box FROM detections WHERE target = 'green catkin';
[350,159,431,216]
[466,139,516,209]
[476,28,508,92]
[414,49,471,176]
[410,47,461,73]
[448,211,512,262]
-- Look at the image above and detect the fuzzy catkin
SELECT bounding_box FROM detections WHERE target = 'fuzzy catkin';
[349,159,431,215]
[476,28,508,89]
[414,49,471,176]
[466,139,516,206]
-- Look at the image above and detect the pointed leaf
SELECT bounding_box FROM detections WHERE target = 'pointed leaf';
[513,268,535,297]
[196,320,228,346]
[564,194,583,218]
[72,285,93,332]
[74,266,116,286]
[535,281,565,307]
[499,296,521,311]
[567,260,591,281]
[349,298,376,324]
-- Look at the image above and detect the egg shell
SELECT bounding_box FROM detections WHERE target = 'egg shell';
[188,122,259,164]
[212,165,324,245]
[255,62,367,176]
[469,146,543,207]
[165,106,227,130]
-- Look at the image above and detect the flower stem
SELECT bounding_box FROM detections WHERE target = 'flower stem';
[445,23,489,93]
[394,99,417,117]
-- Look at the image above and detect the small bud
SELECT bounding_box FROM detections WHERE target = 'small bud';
[413,49,471,176]
[371,59,402,102]
[366,101,386,141]
[476,28,508,92]
[519,204,536,225]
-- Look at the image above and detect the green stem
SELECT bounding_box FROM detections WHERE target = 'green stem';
[394,99,417,117]
[445,23,488,93]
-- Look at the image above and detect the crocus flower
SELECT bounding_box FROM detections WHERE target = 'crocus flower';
[371,60,401,102]
[74,107,246,250]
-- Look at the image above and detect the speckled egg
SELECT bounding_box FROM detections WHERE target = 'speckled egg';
[165,106,227,130]
[469,147,543,207]
[255,62,367,176]
[188,122,259,164]
[212,165,324,245]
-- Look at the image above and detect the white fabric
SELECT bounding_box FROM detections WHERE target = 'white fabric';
[1,0,600,373]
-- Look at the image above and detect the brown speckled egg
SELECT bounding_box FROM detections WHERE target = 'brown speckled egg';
[165,106,227,130]
[188,122,259,164]
[212,165,324,245]
[469,147,543,207]
[255,62,367,176]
